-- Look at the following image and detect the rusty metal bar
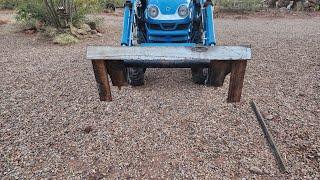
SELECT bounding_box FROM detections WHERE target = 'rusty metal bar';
[251,101,287,173]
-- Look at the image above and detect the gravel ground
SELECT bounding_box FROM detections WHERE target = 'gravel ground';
[1,11,320,179]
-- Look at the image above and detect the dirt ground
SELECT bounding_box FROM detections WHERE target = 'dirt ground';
[0,10,319,179]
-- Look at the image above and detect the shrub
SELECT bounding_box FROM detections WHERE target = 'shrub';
[85,16,104,30]
[215,0,262,11]
[0,0,18,9]
[53,33,79,45]
[42,26,58,38]
[15,0,89,29]
[16,1,46,22]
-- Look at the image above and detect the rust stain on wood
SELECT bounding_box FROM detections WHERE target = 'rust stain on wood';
[92,60,112,102]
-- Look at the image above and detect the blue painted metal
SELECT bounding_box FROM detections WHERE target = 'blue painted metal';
[121,0,217,45]
[144,0,193,43]
[203,2,216,45]
[121,0,135,46]
[147,29,189,36]
[141,43,195,47]
[147,0,191,15]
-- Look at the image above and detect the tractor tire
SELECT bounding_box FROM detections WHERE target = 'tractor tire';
[127,68,145,86]
[191,67,207,84]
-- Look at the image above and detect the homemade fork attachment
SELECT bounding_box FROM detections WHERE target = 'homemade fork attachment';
[87,45,251,103]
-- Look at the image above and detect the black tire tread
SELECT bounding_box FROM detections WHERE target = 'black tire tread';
[191,67,206,84]
[128,68,145,86]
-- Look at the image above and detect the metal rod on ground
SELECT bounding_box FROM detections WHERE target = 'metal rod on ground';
[251,101,287,173]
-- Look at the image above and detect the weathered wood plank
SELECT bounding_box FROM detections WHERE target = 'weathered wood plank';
[87,46,252,61]
[92,60,112,102]
[227,61,247,103]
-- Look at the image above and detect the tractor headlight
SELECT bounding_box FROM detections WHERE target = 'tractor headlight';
[178,5,189,18]
[148,5,159,18]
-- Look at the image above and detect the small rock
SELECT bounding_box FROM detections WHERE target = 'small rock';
[87,22,97,30]
[25,29,36,35]
[96,28,106,34]
[90,30,98,34]
[97,33,103,37]
[83,126,93,134]
[35,20,45,30]
[279,7,288,12]
[81,23,92,32]
[77,28,88,35]
[265,114,274,120]
[249,166,264,175]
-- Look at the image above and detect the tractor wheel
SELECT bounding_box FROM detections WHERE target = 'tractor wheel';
[127,68,145,86]
[191,67,207,84]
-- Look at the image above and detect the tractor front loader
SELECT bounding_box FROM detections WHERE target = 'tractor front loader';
[86,0,252,103]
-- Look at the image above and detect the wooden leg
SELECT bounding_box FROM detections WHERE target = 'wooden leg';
[207,61,231,87]
[105,60,127,90]
[227,61,247,103]
[92,60,112,102]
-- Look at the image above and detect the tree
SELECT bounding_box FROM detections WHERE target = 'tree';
[43,0,76,29]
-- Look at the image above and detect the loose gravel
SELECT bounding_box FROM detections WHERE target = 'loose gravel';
[1,11,319,179]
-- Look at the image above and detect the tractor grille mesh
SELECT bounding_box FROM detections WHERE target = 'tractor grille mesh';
[148,23,189,31]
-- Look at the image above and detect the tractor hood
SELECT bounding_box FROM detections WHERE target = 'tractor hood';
[147,0,191,15]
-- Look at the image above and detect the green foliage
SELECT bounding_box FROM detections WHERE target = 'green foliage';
[104,0,123,7]
[316,4,320,11]
[74,0,103,12]
[71,7,87,27]
[216,0,262,11]
[16,1,46,22]
[53,33,79,45]
[42,26,58,38]
[85,16,104,29]
[0,0,19,9]
[15,0,92,29]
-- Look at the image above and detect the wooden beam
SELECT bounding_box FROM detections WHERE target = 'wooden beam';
[105,61,127,89]
[207,61,231,87]
[227,61,247,103]
[87,46,252,61]
[92,60,112,102]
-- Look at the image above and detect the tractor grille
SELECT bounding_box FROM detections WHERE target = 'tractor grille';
[146,23,191,43]
[161,23,175,30]
[176,23,189,30]
[148,24,161,30]
[148,23,189,31]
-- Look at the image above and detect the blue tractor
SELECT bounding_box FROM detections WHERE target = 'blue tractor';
[86,0,251,102]
[122,0,217,86]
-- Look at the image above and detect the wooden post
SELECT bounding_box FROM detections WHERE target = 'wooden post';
[207,61,231,87]
[92,60,112,102]
[227,60,247,103]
